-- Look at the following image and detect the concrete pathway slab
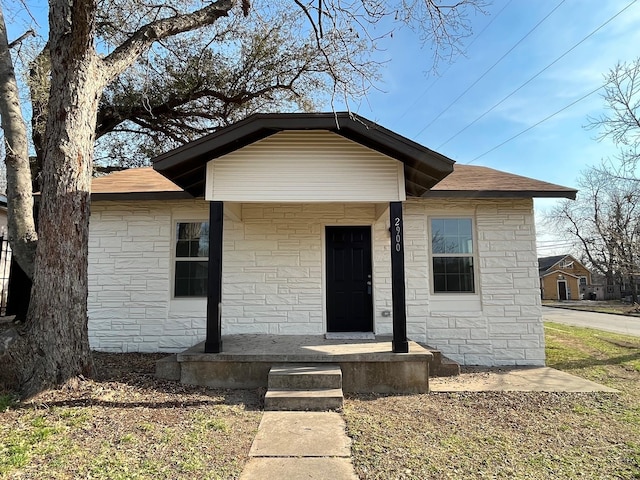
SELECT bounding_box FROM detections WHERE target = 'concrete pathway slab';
[240,458,358,480]
[248,412,351,457]
[430,367,618,393]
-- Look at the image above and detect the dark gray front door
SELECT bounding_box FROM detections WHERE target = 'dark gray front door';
[325,226,373,332]
[558,280,568,300]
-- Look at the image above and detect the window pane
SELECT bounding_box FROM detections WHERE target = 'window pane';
[458,219,472,236]
[175,261,208,297]
[432,233,446,254]
[432,257,474,293]
[176,222,209,258]
[431,219,473,254]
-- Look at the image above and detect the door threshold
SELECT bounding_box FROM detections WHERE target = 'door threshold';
[325,332,376,340]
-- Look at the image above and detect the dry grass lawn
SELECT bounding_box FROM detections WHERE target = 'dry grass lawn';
[0,353,262,479]
[343,322,640,479]
[1,322,639,479]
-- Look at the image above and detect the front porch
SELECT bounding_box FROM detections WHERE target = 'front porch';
[156,334,435,393]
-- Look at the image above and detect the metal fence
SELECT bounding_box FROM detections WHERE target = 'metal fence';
[0,236,11,316]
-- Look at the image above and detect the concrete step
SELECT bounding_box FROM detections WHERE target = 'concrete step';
[268,364,342,390]
[264,388,344,411]
[419,344,461,377]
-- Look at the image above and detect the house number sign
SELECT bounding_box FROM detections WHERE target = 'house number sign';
[393,217,402,252]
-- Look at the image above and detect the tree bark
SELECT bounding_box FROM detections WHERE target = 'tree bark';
[8,0,101,397]
[5,0,235,397]
[28,46,51,189]
[0,7,38,280]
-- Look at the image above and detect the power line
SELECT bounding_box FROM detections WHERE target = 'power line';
[467,83,604,164]
[396,0,514,122]
[414,0,567,139]
[537,243,577,248]
[437,0,640,150]
[537,240,575,244]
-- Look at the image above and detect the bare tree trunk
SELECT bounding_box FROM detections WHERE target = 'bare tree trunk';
[1,0,235,397]
[0,7,38,280]
[8,0,102,397]
[28,47,50,190]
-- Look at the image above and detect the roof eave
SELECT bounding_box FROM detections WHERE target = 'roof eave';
[421,190,577,199]
[91,191,194,201]
[152,112,455,197]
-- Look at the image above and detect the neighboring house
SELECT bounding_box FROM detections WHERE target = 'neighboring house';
[538,254,592,301]
[87,113,576,366]
[589,272,621,301]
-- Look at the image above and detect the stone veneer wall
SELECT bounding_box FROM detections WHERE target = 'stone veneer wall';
[402,198,544,366]
[88,199,207,352]
[88,197,544,365]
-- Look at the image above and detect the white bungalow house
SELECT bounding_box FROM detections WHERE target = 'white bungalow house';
[87,112,576,367]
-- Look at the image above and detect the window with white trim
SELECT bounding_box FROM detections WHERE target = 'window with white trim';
[579,276,587,286]
[430,218,475,293]
[174,221,209,297]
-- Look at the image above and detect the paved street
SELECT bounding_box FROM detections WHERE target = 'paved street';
[543,306,640,337]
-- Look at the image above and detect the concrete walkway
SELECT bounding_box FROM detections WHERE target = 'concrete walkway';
[430,366,619,392]
[239,412,358,480]
[239,368,616,479]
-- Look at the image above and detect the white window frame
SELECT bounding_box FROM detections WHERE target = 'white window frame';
[428,216,477,294]
[172,220,209,298]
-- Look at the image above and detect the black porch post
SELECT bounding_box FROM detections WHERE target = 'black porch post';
[390,201,409,353]
[205,201,224,353]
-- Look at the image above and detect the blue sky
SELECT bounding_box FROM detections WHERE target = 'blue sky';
[349,0,640,255]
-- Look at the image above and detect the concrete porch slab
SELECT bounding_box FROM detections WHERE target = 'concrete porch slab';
[177,334,431,362]
[175,334,432,393]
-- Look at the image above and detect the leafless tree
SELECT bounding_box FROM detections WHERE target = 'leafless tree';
[587,58,640,170]
[547,166,640,301]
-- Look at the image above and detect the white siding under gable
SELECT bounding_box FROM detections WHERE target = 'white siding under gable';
[205,130,406,202]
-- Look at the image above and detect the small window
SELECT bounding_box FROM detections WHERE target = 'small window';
[431,218,475,293]
[174,222,209,297]
[579,276,587,286]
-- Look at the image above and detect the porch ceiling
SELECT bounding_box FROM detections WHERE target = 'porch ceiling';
[152,112,455,198]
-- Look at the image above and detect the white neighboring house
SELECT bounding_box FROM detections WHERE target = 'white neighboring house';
[88,113,576,366]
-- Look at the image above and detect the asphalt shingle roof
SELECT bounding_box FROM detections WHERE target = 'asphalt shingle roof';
[91,166,576,200]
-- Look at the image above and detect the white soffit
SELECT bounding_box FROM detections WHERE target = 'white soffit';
[205,131,406,202]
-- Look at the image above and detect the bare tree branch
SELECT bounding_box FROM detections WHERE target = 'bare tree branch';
[102,0,234,82]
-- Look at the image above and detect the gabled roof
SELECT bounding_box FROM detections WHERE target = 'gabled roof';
[537,254,589,275]
[152,112,456,198]
[538,255,568,273]
[91,168,190,200]
[91,166,577,201]
[429,165,576,199]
